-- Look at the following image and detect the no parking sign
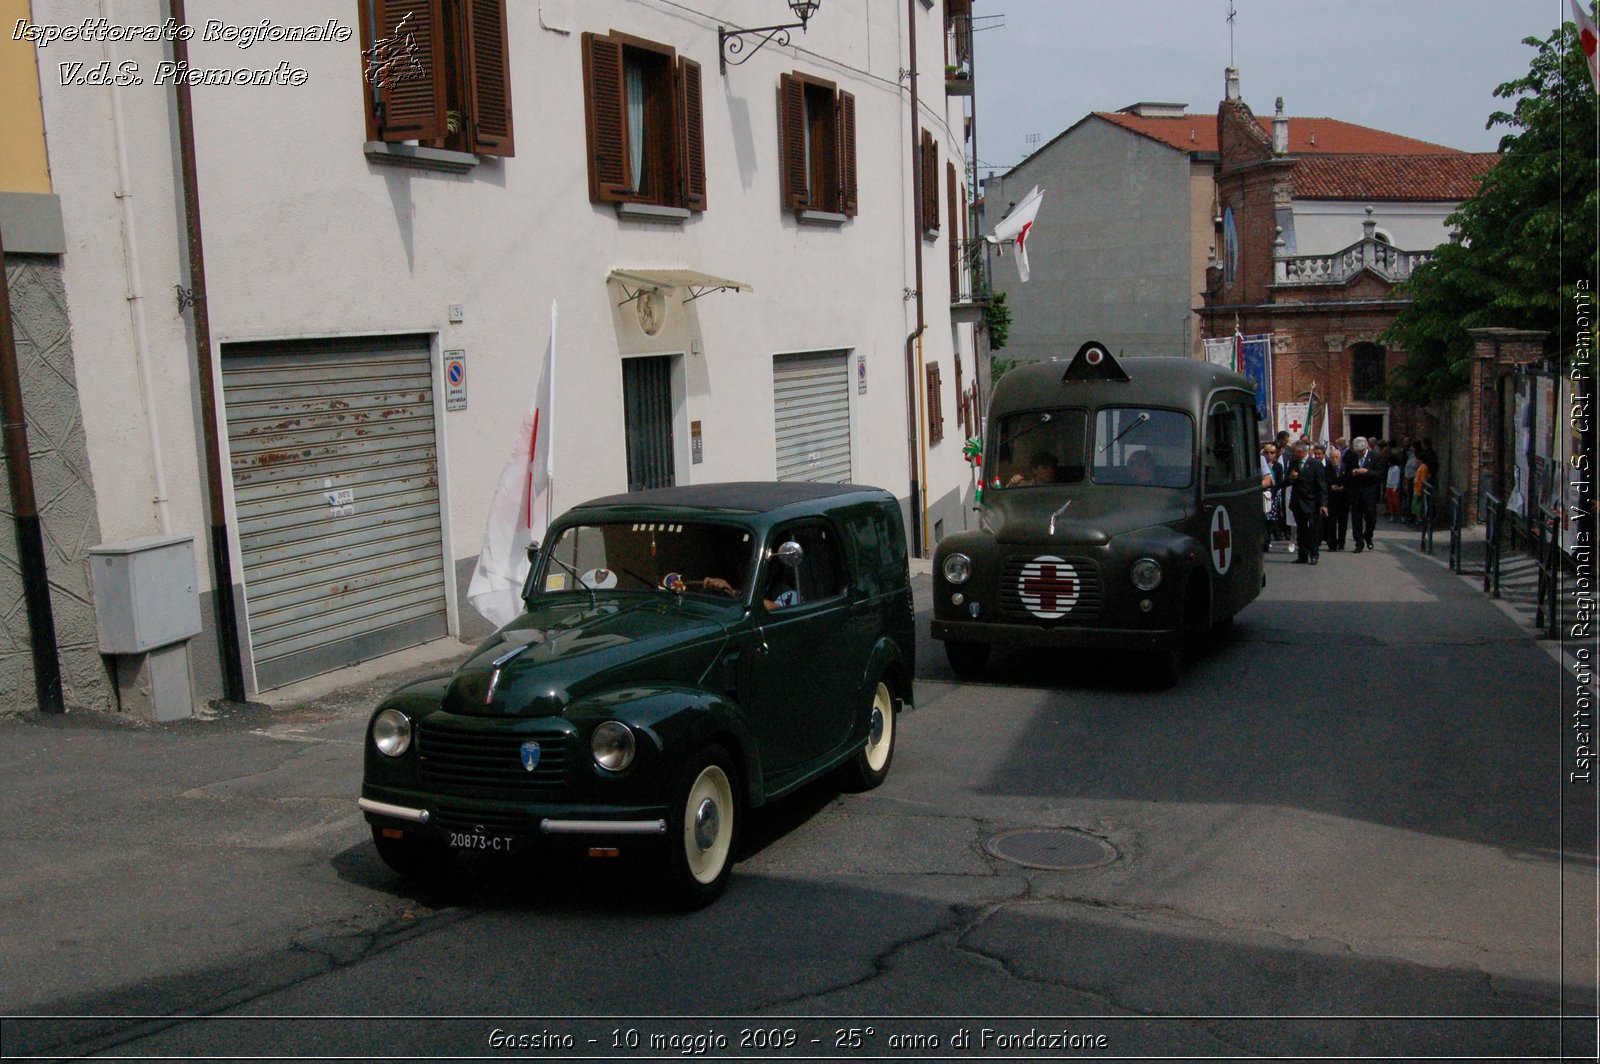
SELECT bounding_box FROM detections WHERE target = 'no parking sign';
[444,351,467,411]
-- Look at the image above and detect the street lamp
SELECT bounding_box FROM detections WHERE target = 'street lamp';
[719,1,822,74]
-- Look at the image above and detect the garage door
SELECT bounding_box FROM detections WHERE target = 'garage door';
[774,350,852,483]
[223,336,448,690]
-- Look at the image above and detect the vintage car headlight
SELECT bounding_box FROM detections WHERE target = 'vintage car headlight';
[1130,557,1163,591]
[372,708,412,757]
[942,553,973,585]
[592,721,636,772]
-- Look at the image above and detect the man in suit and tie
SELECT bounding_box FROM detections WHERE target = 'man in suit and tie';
[1343,436,1383,552]
[1288,440,1328,564]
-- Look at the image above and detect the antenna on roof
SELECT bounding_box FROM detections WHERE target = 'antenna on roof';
[1226,0,1236,67]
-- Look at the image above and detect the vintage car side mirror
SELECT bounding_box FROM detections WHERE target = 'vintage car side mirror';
[774,540,803,568]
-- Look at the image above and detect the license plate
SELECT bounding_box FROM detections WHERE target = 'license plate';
[448,830,515,852]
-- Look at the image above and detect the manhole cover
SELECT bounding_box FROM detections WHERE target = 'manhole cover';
[982,828,1118,870]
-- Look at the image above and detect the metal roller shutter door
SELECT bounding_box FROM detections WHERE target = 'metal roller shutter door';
[223,337,448,690]
[774,351,852,483]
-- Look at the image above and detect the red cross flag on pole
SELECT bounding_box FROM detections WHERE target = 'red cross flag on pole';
[1574,0,1599,86]
[986,185,1044,283]
[468,300,557,627]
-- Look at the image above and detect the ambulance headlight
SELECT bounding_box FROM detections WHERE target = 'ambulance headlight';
[942,553,972,585]
[1130,558,1163,591]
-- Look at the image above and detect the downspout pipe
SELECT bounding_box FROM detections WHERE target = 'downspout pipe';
[0,222,66,713]
[169,0,246,703]
[103,0,172,534]
[904,0,926,558]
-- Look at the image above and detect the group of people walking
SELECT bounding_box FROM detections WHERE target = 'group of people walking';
[1260,432,1439,565]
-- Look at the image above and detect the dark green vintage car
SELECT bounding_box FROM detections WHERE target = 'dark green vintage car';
[360,482,914,907]
[932,344,1266,687]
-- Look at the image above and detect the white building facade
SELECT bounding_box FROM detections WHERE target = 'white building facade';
[22,0,979,702]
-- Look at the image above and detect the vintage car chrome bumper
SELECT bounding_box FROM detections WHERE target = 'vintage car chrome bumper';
[932,618,1180,651]
[359,790,669,837]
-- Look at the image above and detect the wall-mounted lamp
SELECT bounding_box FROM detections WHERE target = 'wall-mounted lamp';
[719,1,821,74]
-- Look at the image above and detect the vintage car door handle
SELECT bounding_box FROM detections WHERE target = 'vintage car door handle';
[753,626,769,655]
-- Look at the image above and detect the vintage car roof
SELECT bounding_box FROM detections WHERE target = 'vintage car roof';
[990,354,1254,417]
[570,481,893,518]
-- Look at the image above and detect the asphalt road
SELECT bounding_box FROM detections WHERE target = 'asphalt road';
[1,527,1594,1060]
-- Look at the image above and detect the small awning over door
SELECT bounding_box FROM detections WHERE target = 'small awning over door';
[608,269,751,304]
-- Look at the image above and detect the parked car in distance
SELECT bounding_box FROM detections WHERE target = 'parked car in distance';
[932,343,1266,687]
[360,482,915,907]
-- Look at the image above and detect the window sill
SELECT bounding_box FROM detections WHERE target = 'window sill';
[796,210,848,228]
[615,203,691,225]
[364,141,479,174]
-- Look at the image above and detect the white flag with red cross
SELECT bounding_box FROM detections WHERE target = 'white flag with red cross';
[987,185,1044,283]
[1574,0,1599,86]
[468,301,557,627]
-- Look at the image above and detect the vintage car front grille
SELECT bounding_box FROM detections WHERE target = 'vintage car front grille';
[998,553,1104,623]
[416,721,571,792]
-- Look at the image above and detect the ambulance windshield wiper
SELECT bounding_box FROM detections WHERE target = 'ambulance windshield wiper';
[1098,411,1150,453]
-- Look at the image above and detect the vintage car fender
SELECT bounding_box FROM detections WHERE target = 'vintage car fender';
[560,682,764,808]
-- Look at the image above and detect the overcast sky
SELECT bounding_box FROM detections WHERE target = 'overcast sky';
[971,0,1570,177]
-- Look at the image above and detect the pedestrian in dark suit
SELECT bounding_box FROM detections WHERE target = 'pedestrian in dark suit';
[1270,437,1291,544]
[1344,436,1383,552]
[1287,441,1328,564]
[1324,444,1349,550]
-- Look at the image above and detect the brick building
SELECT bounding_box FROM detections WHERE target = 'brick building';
[1198,69,1498,445]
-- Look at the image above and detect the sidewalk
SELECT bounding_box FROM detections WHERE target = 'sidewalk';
[1389,513,1593,683]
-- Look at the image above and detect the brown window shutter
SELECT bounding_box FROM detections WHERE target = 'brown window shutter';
[947,160,959,294]
[582,32,631,203]
[920,131,940,234]
[464,0,513,156]
[365,0,447,142]
[954,354,965,434]
[779,74,807,210]
[838,91,858,217]
[927,363,945,444]
[678,56,707,211]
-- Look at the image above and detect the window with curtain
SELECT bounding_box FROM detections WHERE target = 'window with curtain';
[581,30,706,210]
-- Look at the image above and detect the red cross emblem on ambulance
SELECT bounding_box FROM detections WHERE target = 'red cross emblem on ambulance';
[1018,556,1079,619]
[1210,506,1233,575]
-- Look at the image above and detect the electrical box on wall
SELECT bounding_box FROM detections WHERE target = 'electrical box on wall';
[87,534,203,654]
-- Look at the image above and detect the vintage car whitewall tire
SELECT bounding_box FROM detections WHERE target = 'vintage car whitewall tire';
[663,745,739,908]
[843,680,896,791]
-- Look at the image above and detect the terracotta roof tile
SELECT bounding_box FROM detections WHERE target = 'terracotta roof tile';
[1094,111,1464,156]
[1291,153,1500,201]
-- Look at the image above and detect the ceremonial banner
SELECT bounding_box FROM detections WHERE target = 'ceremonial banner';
[1203,336,1237,370]
[1238,334,1273,424]
[1277,402,1310,441]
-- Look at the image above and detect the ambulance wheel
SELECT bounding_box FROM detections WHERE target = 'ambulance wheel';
[945,640,989,679]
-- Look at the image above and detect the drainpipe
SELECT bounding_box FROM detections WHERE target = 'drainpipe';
[0,221,65,713]
[904,0,927,557]
[103,0,173,534]
[169,0,246,702]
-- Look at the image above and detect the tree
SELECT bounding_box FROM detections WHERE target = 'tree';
[1384,15,1598,403]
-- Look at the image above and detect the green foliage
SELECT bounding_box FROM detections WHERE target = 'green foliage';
[990,353,1018,384]
[983,290,1011,350]
[1383,17,1598,403]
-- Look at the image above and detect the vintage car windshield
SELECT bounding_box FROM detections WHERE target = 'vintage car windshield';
[1091,407,1194,488]
[538,521,756,598]
[991,408,1088,488]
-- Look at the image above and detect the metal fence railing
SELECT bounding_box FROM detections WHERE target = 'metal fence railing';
[1483,493,1506,598]
[1534,506,1562,641]
[1418,482,1435,554]
[1447,487,1464,573]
